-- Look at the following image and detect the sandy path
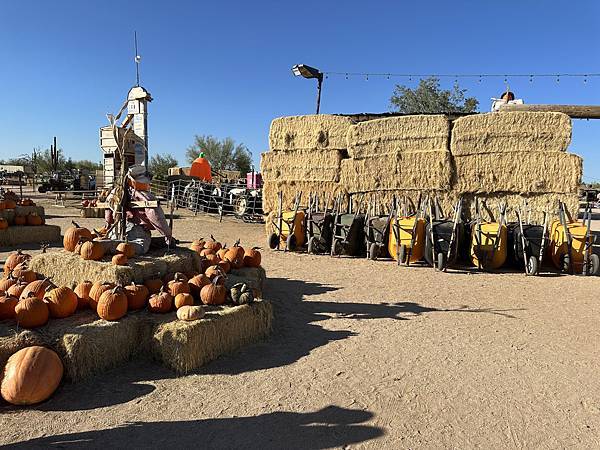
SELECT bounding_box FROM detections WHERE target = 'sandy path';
[1,202,600,448]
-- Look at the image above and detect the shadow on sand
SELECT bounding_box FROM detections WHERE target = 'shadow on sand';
[4,405,384,449]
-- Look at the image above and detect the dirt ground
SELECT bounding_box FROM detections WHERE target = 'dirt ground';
[1,196,600,448]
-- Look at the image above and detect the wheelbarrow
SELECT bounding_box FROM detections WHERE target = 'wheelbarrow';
[306,193,335,255]
[424,196,464,271]
[364,198,394,260]
[267,191,306,252]
[331,194,366,257]
[550,202,599,275]
[388,194,426,266]
[470,200,508,270]
[507,207,548,276]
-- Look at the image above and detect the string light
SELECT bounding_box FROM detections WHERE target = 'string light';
[321,71,600,82]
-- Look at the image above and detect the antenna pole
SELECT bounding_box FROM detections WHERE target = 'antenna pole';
[134,31,140,86]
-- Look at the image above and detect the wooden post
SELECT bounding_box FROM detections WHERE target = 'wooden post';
[498,104,600,119]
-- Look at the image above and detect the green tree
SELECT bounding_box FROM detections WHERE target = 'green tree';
[149,153,178,178]
[390,77,478,114]
[185,135,252,175]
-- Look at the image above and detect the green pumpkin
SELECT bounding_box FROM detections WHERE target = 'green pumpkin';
[230,283,254,305]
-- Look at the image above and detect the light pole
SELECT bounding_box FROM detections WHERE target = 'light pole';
[291,64,324,114]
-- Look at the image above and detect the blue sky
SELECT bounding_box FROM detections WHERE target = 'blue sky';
[1,1,599,180]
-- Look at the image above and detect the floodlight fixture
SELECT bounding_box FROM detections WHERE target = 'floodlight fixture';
[291,64,324,114]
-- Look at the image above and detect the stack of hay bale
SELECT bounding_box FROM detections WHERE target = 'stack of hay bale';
[261,111,583,222]
[261,115,352,213]
[450,111,581,220]
[341,115,452,209]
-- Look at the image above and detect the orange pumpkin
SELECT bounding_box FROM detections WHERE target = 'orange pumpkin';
[11,262,37,283]
[44,286,78,318]
[188,273,211,298]
[111,254,128,266]
[174,292,194,309]
[0,294,18,319]
[0,200,5,210]
[4,199,16,209]
[216,245,229,261]
[200,276,227,305]
[224,240,245,269]
[13,215,26,226]
[4,250,31,275]
[63,221,93,252]
[88,281,115,311]
[97,286,128,321]
[204,234,222,252]
[168,272,190,296]
[0,274,18,292]
[116,242,136,258]
[7,280,29,298]
[189,239,205,253]
[205,265,225,281]
[217,259,231,274]
[148,287,173,313]
[243,247,262,268]
[15,293,49,328]
[0,346,63,405]
[74,280,93,310]
[205,253,219,267]
[124,283,149,310]
[80,241,105,261]
[26,213,43,226]
[199,248,216,257]
[20,278,51,300]
[0,218,8,230]
[144,276,163,295]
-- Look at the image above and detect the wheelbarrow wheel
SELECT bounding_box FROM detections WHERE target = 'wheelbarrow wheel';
[331,238,343,257]
[286,234,297,252]
[525,255,539,276]
[436,252,446,271]
[560,253,570,273]
[308,236,318,254]
[583,253,600,276]
[268,233,279,250]
[398,245,406,264]
[369,242,378,260]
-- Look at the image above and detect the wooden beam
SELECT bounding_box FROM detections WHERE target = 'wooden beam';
[498,104,600,119]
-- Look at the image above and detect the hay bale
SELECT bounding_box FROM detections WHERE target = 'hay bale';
[0,224,61,247]
[450,112,572,155]
[0,311,154,381]
[29,248,202,287]
[269,115,356,151]
[151,300,273,374]
[262,180,347,214]
[260,149,342,183]
[0,206,46,225]
[347,115,450,158]
[0,326,45,369]
[340,150,452,193]
[453,151,582,194]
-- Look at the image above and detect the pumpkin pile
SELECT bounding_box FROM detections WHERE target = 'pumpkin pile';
[0,194,41,229]
[189,235,262,270]
[63,222,136,264]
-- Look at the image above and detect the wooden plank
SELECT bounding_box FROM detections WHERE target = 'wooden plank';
[96,200,159,209]
[498,104,600,119]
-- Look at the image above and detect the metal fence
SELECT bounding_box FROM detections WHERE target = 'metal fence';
[167,178,263,222]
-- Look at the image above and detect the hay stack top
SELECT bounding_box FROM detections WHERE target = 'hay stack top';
[451,111,572,155]
[269,114,356,151]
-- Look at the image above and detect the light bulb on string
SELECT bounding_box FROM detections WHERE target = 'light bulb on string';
[365,75,369,81]
[556,75,560,83]
[584,75,588,84]
[345,73,348,80]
